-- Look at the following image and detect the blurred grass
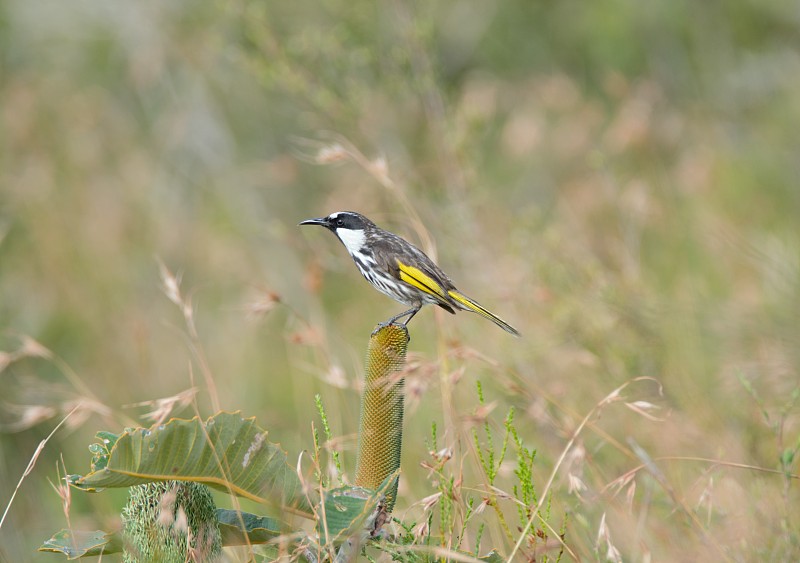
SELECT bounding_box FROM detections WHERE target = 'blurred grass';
[1,0,799,560]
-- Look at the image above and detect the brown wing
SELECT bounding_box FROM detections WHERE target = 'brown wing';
[371,231,458,314]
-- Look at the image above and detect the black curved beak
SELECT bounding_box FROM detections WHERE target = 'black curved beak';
[298,217,330,228]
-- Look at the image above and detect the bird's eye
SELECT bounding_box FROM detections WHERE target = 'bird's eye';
[335,218,344,227]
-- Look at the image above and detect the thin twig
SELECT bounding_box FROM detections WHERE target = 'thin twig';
[506,377,655,562]
[0,404,80,530]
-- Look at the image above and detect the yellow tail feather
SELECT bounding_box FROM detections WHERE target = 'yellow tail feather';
[447,290,520,336]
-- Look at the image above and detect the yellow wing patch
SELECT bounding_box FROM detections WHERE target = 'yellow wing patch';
[396,260,447,299]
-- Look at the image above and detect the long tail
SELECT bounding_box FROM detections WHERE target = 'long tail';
[447,290,520,337]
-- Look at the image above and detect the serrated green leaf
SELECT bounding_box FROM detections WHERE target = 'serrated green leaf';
[317,486,375,544]
[216,508,285,545]
[87,431,120,472]
[316,470,398,545]
[72,412,312,515]
[87,443,105,455]
[96,430,120,445]
[316,478,397,546]
[38,529,122,559]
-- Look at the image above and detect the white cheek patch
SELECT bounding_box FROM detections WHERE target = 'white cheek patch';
[336,228,366,254]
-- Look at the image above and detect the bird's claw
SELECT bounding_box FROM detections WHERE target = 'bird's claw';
[371,321,407,336]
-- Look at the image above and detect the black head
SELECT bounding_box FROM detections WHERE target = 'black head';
[298,211,374,232]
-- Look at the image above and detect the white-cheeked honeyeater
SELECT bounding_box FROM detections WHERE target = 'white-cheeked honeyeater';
[299,211,519,336]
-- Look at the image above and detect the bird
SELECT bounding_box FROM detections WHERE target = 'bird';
[299,211,519,336]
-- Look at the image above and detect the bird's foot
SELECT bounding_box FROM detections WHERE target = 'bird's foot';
[371,321,407,337]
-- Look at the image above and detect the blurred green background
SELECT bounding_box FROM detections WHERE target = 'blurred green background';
[1,0,799,560]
